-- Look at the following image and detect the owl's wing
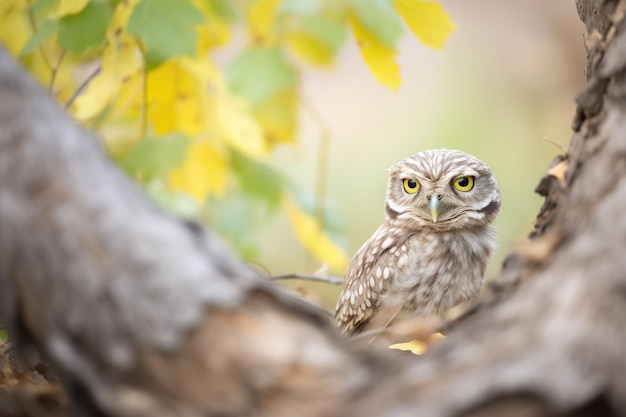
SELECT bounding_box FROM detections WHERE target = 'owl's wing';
[335,230,403,335]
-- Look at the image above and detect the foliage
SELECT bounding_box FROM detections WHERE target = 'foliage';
[0,0,455,272]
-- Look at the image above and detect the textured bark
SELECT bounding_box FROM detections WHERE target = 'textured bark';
[1,0,626,415]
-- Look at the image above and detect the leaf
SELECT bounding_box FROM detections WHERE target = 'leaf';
[146,57,208,136]
[51,0,88,18]
[205,192,264,260]
[392,0,456,50]
[0,0,32,55]
[231,150,284,209]
[246,0,281,43]
[350,0,404,48]
[127,0,204,68]
[191,0,231,52]
[215,92,268,157]
[253,88,298,144]
[206,0,237,21]
[145,56,268,158]
[72,0,142,120]
[57,0,112,54]
[388,340,428,355]
[30,0,62,22]
[20,19,58,56]
[168,139,229,203]
[285,14,347,66]
[284,196,349,271]
[349,12,401,90]
[226,45,298,105]
[279,0,325,15]
[119,133,190,181]
[145,180,202,219]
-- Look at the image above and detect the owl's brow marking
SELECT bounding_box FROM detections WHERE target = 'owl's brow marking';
[386,203,400,219]
[479,200,500,216]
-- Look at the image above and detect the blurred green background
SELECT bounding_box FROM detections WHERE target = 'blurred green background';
[243,1,586,309]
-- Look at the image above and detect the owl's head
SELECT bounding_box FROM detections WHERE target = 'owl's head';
[385,149,501,230]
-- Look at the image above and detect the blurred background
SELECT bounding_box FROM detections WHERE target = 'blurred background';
[252,0,586,309]
[0,0,587,313]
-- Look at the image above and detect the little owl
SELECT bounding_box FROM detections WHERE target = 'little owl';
[335,149,501,339]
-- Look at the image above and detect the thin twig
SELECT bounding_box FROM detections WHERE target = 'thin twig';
[49,49,66,93]
[543,136,568,153]
[269,273,343,285]
[26,0,53,72]
[302,93,331,229]
[141,56,148,136]
[64,65,101,111]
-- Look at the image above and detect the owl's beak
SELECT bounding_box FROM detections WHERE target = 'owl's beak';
[429,198,441,223]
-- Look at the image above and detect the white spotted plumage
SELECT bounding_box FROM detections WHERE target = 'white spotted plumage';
[335,149,501,338]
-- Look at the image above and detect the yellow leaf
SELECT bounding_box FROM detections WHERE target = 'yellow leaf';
[145,55,268,158]
[26,48,78,103]
[190,0,231,52]
[197,62,269,157]
[73,71,117,120]
[348,13,401,90]
[215,94,268,157]
[253,88,298,145]
[392,0,457,50]
[51,0,89,18]
[388,340,428,355]
[0,0,30,55]
[73,39,141,120]
[284,197,348,271]
[247,0,281,44]
[286,32,334,66]
[146,58,208,136]
[72,0,142,120]
[168,140,228,202]
[389,333,445,355]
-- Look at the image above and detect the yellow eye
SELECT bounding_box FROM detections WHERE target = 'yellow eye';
[453,176,474,192]
[403,178,420,194]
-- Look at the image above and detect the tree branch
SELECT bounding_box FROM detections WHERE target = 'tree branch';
[268,273,343,285]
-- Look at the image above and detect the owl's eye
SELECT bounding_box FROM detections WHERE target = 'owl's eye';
[403,178,420,194]
[453,176,475,192]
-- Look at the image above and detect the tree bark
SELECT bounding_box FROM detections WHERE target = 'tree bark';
[2,0,626,416]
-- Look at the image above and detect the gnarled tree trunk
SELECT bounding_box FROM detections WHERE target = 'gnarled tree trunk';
[1,0,626,416]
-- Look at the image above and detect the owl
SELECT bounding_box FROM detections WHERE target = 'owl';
[335,149,501,340]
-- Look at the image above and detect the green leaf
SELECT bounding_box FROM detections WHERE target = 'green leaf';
[20,19,58,56]
[206,192,261,260]
[280,0,325,15]
[30,0,60,23]
[206,0,237,21]
[294,14,347,56]
[127,0,204,68]
[350,0,404,48]
[226,46,298,105]
[231,150,284,209]
[145,180,202,219]
[120,133,190,181]
[291,190,346,237]
[57,0,112,54]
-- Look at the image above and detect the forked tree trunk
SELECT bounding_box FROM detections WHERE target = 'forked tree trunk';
[1,0,626,416]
